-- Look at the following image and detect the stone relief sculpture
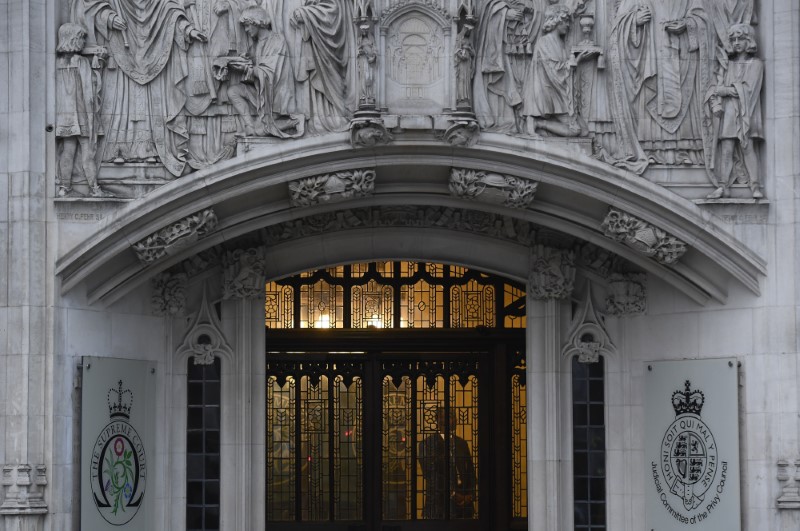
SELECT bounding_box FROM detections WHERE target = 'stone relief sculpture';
[223,6,304,138]
[601,208,687,265]
[291,0,357,132]
[72,0,209,176]
[607,0,716,173]
[151,272,188,316]
[289,169,376,206]
[454,21,476,109]
[357,23,378,107]
[55,23,114,198]
[704,23,763,199]
[522,5,596,137]
[222,247,268,299]
[449,168,538,208]
[55,0,766,205]
[176,287,233,364]
[528,244,576,299]
[133,208,219,263]
[605,272,646,315]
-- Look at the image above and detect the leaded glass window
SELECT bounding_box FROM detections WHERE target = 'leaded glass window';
[187,358,221,531]
[573,356,606,530]
[265,262,525,329]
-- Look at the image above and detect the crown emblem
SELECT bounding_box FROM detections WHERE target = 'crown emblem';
[107,380,133,420]
[671,380,704,416]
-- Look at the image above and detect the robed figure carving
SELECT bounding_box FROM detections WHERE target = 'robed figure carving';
[704,24,763,199]
[418,409,477,520]
[608,0,716,174]
[73,0,207,177]
[226,7,304,138]
[291,0,357,132]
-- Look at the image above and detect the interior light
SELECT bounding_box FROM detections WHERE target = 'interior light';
[314,314,331,329]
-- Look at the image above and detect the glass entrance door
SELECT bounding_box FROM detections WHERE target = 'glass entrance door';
[264,351,489,531]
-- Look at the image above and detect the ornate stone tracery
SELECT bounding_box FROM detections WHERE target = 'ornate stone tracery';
[176,287,233,366]
[562,283,616,363]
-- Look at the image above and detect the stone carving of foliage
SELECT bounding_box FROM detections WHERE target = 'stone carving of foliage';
[449,168,538,209]
[601,208,686,265]
[605,272,646,316]
[528,245,576,300]
[152,272,188,316]
[288,169,376,207]
[176,288,233,366]
[222,247,267,300]
[133,209,218,264]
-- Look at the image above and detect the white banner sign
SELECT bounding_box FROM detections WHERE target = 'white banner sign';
[645,358,740,530]
[81,357,156,530]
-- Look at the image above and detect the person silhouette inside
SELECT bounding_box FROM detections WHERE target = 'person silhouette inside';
[418,407,477,519]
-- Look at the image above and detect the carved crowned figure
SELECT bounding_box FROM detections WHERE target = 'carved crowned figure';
[608,0,717,174]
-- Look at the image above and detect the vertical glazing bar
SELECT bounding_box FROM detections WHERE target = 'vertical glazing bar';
[294,374,302,521]
[328,372,335,521]
[410,370,418,519]
[444,373,450,521]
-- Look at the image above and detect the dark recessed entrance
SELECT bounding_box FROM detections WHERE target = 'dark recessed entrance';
[263,263,528,531]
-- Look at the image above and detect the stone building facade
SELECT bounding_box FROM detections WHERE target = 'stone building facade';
[1,0,799,529]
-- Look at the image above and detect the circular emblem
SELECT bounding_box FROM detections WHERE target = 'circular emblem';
[661,414,717,511]
[90,381,146,525]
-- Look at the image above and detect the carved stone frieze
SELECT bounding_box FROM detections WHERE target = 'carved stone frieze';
[562,283,616,363]
[777,459,800,510]
[0,464,47,515]
[528,245,576,300]
[449,168,538,209]
[289,169,376,207]
[601,208,687,265]
[57,0,764,203]
[152,272,188,316]
[222,247,267,300]
[262,206,536,248]
[133,209,218,264]
[177,288,233,366]
[605,273,646,316]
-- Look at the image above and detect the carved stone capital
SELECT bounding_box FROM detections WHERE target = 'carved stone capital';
[601,208,687,265]
[605,273,647,316]
[777,459,800,510]
[0,464,47,515]
[133,209,218,264]
[450,167,538,209]
[222,247,267,300]
[528,245,576,300]
[289,169,376,207]
[152,272,188,316]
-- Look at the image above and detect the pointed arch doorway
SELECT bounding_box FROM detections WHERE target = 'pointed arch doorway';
[262,261,528,531]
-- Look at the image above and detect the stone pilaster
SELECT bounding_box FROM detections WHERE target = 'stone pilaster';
[0,0,51,527]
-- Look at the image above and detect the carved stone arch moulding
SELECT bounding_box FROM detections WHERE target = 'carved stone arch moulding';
[176,286,233,366]
[562,283,617,364]
[54,141,766,309]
